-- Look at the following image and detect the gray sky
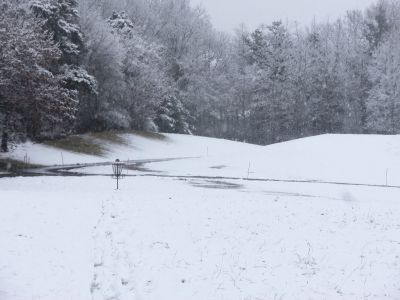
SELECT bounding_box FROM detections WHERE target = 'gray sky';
[191,0,377,32]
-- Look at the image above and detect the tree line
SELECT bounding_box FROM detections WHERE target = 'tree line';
[1,0,399,150]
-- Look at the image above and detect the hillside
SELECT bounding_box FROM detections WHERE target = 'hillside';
[3,132,400,186]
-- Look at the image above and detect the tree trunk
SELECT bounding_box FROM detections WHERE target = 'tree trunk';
[1,132,8,152]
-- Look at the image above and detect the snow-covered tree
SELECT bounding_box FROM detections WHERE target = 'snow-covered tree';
[244,22,296,144]
[31,0,97,110]
[77,0,129,131]
[0,1,78,140]
[155,95,192,134]
[364,0,391,53]
[108,11,192,132]
[300,25,345,135]
[107,11,166,129]
[366,30,400,133]
[31,0,83,64]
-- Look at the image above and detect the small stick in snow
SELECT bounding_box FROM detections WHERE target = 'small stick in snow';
[386,168,389,186]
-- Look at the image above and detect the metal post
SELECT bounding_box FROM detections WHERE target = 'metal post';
[112,159,124,190]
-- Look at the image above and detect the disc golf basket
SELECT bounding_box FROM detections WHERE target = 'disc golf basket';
[112,159,125,190]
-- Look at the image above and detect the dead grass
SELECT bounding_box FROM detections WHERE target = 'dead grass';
[0,159,43,172]
[125,130,167,141]
[43,130,166,157]
[89,131,129,146]
[44,135,106,156]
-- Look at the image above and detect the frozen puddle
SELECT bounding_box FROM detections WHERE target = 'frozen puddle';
[188,179,243,189]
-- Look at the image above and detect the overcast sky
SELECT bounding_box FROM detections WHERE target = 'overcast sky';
[191,0,377,32]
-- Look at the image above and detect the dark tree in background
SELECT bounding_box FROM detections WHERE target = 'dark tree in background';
[155,95,192,134]
[1,132,8,152]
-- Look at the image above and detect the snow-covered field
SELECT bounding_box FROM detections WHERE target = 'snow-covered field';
[1,133,400,299]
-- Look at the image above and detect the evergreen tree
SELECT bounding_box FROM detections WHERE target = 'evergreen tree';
[364,0,391,53]
[366,30,400,134]
[246,22,295,144]
[31,0,97,123]
[155,95,192,134]
[0,1,77,140]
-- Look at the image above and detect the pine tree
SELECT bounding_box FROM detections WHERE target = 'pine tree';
[77,2,129,131]
[108,11,178,131]
[155,95,192,134]
[0,1,78,140]
[245,22,296,144]
[31,0,83,64]
[366,31,400,134]
[364,0,391,54]
[30,0,97,113]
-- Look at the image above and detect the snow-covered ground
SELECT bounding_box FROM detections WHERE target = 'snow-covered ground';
[1,133,400,299]
[6,133,400,185]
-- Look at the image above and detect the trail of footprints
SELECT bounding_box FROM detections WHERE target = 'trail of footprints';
[91,195,137,300]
